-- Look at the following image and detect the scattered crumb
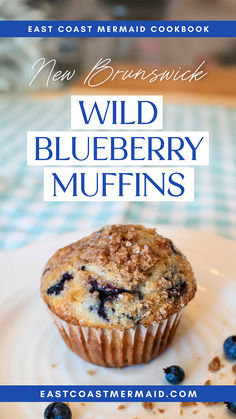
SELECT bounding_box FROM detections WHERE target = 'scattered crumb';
[208,356,221,372]
[232,365,236,375]
[234,379,236,385]
[192,410,198,415]
[81,402,86,406]
[219,372,225,378]
[86,370,97,376]
[142,402,153,410]
[158,408,165,413]
[204,379,211,385]
[133,417,138,419]
[180,408,184,415]
[180,402,198,407]
[118,405,126,410]
[51,363,58,368]
[152,411,157,415]
[208,414,214,418]
[197,357,201,360]
[202,402,216,406]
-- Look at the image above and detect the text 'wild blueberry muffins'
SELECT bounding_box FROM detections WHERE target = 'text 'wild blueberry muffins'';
[41,225,197,367]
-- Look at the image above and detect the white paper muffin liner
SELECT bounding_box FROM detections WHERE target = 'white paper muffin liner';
[52,309,184,367]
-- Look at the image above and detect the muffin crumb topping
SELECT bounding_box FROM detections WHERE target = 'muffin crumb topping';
[204,379,211,385]
[142,402,153,410]
[208,356,221,372]
[117,405,126,410]
[158,408,165,413]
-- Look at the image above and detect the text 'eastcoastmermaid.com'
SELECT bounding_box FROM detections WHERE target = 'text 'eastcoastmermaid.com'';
[40,387,198,402]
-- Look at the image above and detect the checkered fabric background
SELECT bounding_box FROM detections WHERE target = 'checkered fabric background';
[0,95,235,251]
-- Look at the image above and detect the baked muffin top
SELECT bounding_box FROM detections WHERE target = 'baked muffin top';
[41,225,196,328]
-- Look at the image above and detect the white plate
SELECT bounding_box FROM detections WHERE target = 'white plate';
[0,226,236,419]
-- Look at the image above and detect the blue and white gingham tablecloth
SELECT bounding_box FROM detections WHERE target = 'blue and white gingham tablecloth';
[0,95,235,251]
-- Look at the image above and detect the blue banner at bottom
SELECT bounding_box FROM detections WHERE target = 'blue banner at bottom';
[0,385,235,402]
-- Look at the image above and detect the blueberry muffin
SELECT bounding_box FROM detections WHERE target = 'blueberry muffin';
[41,225,196,367]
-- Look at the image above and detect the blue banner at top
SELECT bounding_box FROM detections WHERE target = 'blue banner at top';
[0,20,235,37]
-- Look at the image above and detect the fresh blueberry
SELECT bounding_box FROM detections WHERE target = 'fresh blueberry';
[223,336,236,360]
[44,402,72,419]
[225,402,236,414]
[164,365,185,384]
